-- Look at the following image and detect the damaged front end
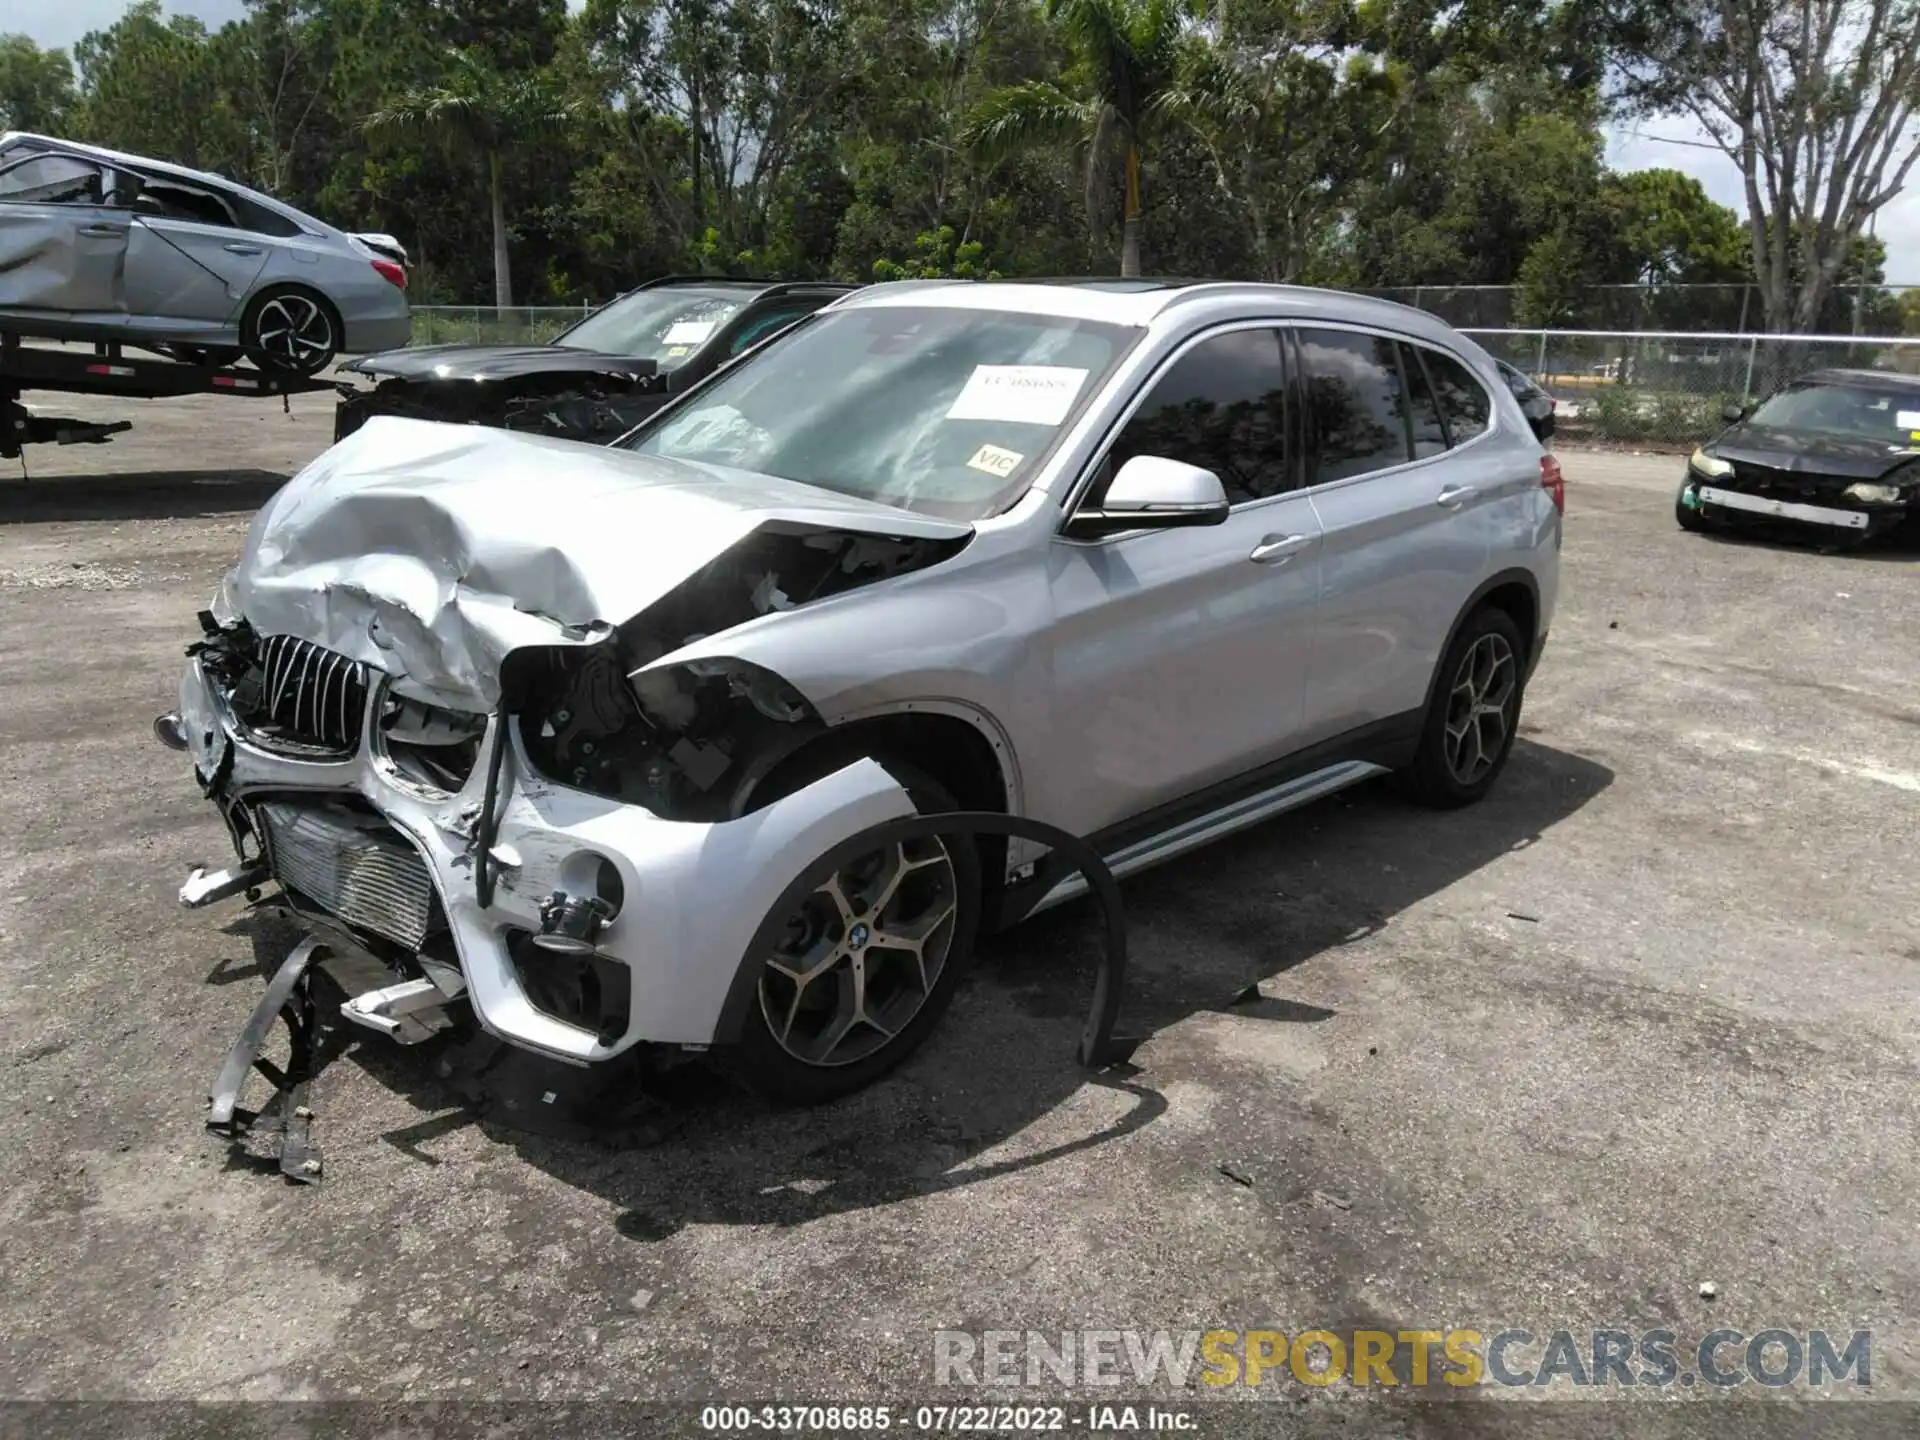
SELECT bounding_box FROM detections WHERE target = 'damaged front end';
[167,430,970,1075]
[332,352,668,444]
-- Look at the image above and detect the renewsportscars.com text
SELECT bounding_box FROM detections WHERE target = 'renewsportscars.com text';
[933,1327,1871,1390]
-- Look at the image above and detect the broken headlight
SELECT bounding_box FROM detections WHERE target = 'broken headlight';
[504,644,821,821]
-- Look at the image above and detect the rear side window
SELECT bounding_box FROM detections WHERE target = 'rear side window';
[1399,343,1448,459]
[1424,349,1493,441]
[1298,328,1411,483]
[1107,327,1291,504]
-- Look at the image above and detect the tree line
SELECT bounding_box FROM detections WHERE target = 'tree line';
[3,0,1918,334]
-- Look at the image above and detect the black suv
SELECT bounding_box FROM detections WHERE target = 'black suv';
[334,276,854,443]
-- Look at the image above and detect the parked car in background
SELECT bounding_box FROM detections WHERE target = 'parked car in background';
[1678,369,1920,543]
[161,281,1560,1102]
[0,132,409,374]
[333,276,854,443]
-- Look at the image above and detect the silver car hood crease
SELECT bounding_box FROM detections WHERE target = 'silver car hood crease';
[230,418,971,707]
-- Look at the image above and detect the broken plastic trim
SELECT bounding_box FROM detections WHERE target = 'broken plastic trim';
[205,933,327,1183]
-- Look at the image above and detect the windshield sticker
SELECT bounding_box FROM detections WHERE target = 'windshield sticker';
[663,319,717,345]
[1898,410,1920,430]
[664,345,690,359]
[966,443,1024,478]
[946,365,1090,426]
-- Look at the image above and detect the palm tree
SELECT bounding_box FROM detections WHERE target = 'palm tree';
[366,49,581,308]
[965,0,1195,277]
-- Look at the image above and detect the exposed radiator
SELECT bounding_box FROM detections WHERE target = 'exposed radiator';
[257,802,440,949]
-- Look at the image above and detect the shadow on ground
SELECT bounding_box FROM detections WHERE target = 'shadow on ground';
[223,738,1615,1238]
[0,469,287,522]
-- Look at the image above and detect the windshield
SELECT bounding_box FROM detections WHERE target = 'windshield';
[557,286,753,368]
[629,306,1136,519]
[1746,382,1920,443]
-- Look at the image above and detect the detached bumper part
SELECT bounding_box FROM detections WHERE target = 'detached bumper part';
[205,934,328,1183]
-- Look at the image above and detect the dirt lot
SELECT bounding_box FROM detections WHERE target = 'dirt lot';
[2,387,1919,1430]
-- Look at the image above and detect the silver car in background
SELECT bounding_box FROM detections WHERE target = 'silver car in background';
[163,280,1562,1104]
[0,132,410,373]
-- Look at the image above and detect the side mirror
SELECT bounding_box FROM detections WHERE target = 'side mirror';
[1722,401,1750,424]
[1065,455,1231,539]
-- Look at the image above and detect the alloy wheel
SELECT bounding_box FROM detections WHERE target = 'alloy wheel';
[1443,632,1517,784]
[252,294,335,373]
[758,835,958,1067]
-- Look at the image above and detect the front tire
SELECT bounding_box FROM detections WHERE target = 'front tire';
[1676,480,1715,533]
[1402,606,1527,809]
[243,286,340,375]
[723,764,981,1104]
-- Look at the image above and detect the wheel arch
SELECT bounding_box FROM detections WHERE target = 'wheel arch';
[1420,569,1541,718]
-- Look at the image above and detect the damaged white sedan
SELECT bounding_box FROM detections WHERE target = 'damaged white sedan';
[162,280,1561,1102]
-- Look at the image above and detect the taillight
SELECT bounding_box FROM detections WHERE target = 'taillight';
[371,258,407,290]
[1540,454,1565,514]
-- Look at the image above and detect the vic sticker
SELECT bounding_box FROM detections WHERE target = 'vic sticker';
[946,365,1089,426]
[967,443,1024,478]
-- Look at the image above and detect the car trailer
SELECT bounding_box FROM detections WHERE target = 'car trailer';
[2,329,340,463]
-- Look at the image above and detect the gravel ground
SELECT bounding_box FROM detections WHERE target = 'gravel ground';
[2,387,1918,1435]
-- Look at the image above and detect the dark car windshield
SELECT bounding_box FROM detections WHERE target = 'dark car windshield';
[1746,381,1920,443]
[557,286,754,368]
[628,305,1137,519]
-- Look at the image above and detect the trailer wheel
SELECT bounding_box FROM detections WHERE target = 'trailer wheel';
[243,286,340,376]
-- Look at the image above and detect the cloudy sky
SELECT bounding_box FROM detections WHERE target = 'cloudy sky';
[14,0,1920,279]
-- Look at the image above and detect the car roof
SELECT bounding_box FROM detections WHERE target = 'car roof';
[1798,367,1920,391]
[836,278,1472,349]
[636,275,857,296]
[2,130,324,233]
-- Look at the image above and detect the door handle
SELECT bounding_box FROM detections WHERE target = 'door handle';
[1435,484,1478,510]
[223,243,264,256]
[78,223,128,238]
[1249,533,1312,565]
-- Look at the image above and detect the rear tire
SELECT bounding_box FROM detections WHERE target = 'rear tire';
[722,762,981,1105]
[243,286,341,375]
[1402,606,1527,809]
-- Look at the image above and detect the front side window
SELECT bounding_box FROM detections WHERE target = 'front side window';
[1298,328,1411,483]
[559,286,756,370]
[727,303,816,357]
[1104,328,1292,505]
[631,305,1136,520]
[0,154,105,205]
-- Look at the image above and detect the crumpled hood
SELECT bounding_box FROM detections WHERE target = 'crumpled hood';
[1711,422,1920,482]
[227,417,969,708]
[340,343,659,383]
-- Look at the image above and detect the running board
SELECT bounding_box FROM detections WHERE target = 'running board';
[1031,760,1390,914]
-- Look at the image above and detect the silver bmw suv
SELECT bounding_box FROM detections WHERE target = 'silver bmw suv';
[163,280,1562,1102]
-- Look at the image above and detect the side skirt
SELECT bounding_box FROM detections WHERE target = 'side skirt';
[998,710,1420,925]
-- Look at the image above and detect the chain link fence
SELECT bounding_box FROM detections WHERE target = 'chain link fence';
[408,305,593,346]
[1468,329,1920,450]
[399,303,1920,453]
[1360,283,1920,336]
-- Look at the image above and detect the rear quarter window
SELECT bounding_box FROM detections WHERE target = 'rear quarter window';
[1422,349,1493,441]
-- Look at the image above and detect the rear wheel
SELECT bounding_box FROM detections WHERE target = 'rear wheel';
[1402,606,1527,809]
[243,286,340,375]
[723,763,981,1104]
